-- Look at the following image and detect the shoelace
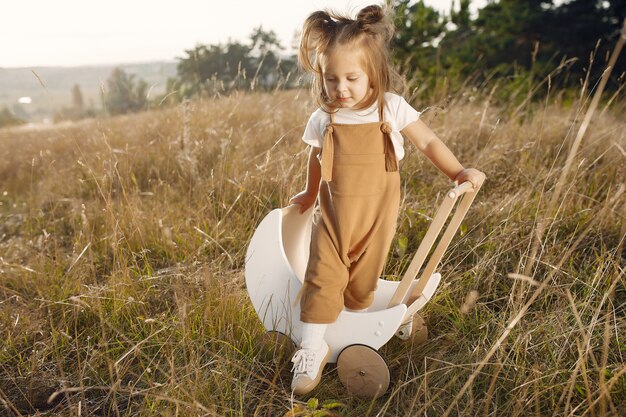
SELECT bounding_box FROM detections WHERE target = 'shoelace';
[291,349,315,377]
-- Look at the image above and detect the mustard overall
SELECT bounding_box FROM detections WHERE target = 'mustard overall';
[300,103,401,324]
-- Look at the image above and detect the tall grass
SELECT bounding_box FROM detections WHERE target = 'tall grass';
[0,79,624,416]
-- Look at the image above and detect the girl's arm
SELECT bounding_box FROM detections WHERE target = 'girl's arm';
[401,119,484,187]
[289,146,322,213]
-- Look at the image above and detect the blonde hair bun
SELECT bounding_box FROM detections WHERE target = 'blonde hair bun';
[356,5,385,26]
[356,5,392,42]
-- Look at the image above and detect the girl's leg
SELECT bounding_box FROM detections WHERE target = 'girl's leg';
[344,175,400,311]
[300,215,350,324]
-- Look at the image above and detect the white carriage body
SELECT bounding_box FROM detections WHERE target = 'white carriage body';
[244,205,441,363]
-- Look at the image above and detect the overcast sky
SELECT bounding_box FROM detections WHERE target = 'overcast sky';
[1,0,486,68]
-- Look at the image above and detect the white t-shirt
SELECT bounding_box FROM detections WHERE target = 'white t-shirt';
[302,92,420,161]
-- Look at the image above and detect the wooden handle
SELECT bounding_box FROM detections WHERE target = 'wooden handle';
[388,180,484,311]
[404,180,483,319]
[448,181,475,199]
[387,185,461,308]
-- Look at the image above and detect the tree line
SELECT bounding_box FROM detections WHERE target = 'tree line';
[152,0,626,107]
[3,0,623,127]
[393,0,626,98]
[163,0,625,102]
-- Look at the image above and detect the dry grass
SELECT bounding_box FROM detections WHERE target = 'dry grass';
[0,87,624,416]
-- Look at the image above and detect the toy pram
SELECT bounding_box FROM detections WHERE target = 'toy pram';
[245,180,483,398]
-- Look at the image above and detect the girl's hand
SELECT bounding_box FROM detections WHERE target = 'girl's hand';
[453,168,486,191]
[289,190,317,214]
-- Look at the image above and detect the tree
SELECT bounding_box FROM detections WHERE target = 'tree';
[547,0,626,82]
[170,27,297,99]
[71,84,84,111]
[249,26,296,89]
[0,107,25,128]
[461,0,561,81]
[54,84,96,122]
[104,68,148,115]
[392,0,626,94]
[391,0,447,83]
[175,41,253,97]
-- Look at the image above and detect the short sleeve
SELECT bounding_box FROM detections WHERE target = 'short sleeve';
[302,109,326,148]
[392,94,421,131]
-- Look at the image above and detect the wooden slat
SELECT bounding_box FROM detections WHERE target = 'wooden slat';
[404,181,484,318]
[386,191,457,308]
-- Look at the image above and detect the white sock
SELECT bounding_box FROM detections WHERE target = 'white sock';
[300,323,328,350]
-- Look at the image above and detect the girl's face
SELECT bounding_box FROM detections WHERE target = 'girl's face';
[321,46,371,109]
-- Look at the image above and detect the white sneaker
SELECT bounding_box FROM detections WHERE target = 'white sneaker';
[290,342,331,395]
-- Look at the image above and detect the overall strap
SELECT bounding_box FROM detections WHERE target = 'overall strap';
[320,111,336,182]
[379,98,399,173]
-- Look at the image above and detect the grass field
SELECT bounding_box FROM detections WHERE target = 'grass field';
[0,87,624,416]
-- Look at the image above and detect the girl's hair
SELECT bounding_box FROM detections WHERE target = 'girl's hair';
[298,4,405,112]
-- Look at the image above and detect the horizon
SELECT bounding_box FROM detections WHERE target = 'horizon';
[0,59,179,70]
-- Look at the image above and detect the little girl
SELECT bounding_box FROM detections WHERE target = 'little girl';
[288,4,484,395]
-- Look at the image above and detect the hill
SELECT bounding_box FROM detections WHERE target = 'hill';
[0,61,177,122]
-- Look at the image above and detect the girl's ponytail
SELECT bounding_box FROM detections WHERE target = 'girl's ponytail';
[356,5,394,43]
[356,5,384,26]
[298,11,336,74]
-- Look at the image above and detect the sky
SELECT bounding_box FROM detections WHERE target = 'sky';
[0,0,487,68]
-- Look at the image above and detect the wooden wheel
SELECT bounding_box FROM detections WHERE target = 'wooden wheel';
[337,345,390,398]
[411,313,428,345]
[260,331,296,362]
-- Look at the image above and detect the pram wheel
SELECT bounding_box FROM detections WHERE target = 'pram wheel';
[395,313,428,344]
[336,344,390,398]
[411,313,428,344]
[260,331,296,362]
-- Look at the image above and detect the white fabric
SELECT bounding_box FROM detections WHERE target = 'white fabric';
[302,92,421,161]
[300,322,328,350]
